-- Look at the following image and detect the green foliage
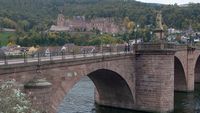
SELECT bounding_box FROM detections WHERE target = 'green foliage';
[0,80,39,113]
[16,31,123,46]
[0,18,17,29]
[0,32,16,46]
[17,31,71,47]
[162,3,200,30]
[89,34,122,45]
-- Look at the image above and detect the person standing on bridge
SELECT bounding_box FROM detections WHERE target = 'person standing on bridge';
[124,43,128,52]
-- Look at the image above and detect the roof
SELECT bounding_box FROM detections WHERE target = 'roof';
[35,46,62,54]
[63,43,75,47]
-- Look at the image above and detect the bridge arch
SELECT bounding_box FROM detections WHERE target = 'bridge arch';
[87,69,134,107]
[174,56,187,91]
[54,67,135,112]
[195,55,200,83]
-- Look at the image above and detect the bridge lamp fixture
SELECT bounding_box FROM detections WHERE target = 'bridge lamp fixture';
[134,24,140,44]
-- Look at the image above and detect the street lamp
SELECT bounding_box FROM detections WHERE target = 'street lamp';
[99,33,103,54]
[150,31,153,42]
[23,49,28,63]
[134,24,140,44]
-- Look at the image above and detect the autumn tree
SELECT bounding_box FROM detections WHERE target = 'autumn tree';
[123,17,135,42]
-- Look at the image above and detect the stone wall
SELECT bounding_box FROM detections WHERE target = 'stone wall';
[135,50,175,112]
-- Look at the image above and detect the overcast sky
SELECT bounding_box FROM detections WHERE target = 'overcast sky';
[136,0,200,4]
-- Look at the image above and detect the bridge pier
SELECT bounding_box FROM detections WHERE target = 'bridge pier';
[24,78,53,113]
[135,49,175,113]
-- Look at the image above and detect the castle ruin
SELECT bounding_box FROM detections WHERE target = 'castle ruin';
[50,14,122,34]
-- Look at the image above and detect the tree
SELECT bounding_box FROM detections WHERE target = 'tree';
[1,18,17,29]
[18,20,30,31]
[123,17,135,33]
[123,17,135,42]
[0,80,39,113]
[89,34,119,45]
[7,41,16,47]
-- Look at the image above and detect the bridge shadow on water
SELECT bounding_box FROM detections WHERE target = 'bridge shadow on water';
[95,105,146,113]
[96,83,200,113]
[174,83,200,113]
[58,76,145,113]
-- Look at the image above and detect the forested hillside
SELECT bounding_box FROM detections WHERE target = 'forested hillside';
[0,0,200,46]
[0,0,159,31]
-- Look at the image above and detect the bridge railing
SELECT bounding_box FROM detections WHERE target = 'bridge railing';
[134,43,192,51]
[0,45,134,65]
[175,44,188,50]
[135,43,176,51]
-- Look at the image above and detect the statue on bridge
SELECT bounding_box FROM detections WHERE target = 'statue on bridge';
[155,11,164,31]
[153,11,165,42]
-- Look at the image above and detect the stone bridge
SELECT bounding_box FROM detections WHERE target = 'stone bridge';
[174,45,200,92]
[0,44,200,113]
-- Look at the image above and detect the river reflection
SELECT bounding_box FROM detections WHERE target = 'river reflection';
[174,84,200,113]
[95,105,145,113]
[58,77,200,113]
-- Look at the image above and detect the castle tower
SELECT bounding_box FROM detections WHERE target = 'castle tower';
[57,14,65,27]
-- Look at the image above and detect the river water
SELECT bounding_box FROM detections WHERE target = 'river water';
[58,77,200,113]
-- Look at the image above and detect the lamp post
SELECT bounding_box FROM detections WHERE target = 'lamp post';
[134,24,140,44]
[4,54,7,65]
[150,31,153,42]
[99,32,103,55]
[23,49,28,63]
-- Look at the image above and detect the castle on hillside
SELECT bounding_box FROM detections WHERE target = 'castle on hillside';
[50,14,122,34]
